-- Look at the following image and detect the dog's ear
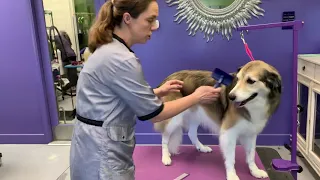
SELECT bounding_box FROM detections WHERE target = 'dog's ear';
[230,66,243,76]
[261,70,282,94]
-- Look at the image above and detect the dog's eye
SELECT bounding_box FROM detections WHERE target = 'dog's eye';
[247,78,256,84]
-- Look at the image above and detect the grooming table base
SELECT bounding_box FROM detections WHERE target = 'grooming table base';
[133,145,269,180]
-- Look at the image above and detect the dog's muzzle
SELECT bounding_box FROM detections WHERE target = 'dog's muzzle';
[229,92,258,107]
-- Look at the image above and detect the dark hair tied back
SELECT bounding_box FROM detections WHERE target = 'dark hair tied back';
[88,0,156,53]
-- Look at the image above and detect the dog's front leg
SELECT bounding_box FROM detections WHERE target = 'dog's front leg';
[219,129,239,180]
[240,135,268,179]
[188,121,212,153]
[161,133,172,166]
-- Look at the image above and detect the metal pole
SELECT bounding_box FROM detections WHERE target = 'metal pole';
[290,24,300,180]
[237,20,304,180]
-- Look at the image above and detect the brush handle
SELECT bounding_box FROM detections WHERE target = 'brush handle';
[213,82,221,88]
[214,75,224,88]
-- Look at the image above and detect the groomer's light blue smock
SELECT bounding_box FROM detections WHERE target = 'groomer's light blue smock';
[70,34,164,180]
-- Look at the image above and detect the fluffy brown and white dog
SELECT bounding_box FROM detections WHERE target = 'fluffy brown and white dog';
[153,60,282,180]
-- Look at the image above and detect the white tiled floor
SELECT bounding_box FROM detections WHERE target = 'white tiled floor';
[0,144,318,180]
[0,144,70,180]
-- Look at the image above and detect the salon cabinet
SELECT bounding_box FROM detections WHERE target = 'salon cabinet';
[297,54,320,176]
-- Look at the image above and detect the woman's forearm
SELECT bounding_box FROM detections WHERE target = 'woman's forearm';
[151,93,199,123]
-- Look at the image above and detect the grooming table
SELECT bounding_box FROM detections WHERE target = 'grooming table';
[133,146,269,180]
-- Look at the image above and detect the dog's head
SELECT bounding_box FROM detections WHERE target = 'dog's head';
[228,60,282,108]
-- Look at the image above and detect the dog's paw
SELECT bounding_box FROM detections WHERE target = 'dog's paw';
[162,155,172,166]
[197,145,212,153]
[250,169,268,179]
[226,172,240,180]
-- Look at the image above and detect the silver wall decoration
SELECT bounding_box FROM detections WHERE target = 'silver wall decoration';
[165,0,265,42]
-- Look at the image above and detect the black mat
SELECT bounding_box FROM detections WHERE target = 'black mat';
[256,147,294,180]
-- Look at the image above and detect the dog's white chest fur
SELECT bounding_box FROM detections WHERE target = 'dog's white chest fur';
[182,104,267,136]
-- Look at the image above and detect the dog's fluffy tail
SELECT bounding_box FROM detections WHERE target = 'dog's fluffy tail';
[168,127,183,154]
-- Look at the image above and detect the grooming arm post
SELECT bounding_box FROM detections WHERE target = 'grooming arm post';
[237,21,303,31]
[237,20,304,180]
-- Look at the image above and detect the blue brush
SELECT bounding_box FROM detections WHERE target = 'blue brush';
[212,68,234,88]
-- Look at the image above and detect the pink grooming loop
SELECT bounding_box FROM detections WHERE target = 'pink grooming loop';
[240,31,255,61]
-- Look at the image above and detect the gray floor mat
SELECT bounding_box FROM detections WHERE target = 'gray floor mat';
[256,147,294,180]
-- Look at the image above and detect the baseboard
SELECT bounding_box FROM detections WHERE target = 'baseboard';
[0,134,50,144]
[135,133,291,146]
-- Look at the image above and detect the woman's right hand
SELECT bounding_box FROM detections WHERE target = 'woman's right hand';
[150,85,222,123]
[192,86,221,104]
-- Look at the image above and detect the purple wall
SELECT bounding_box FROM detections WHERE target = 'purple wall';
[0,0,105,144]
[0,0,53,143]
[131,0,320,145]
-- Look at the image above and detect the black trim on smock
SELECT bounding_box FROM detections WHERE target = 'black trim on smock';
[137,103,164,121]
[76,114,103,127]
[112,33,134,53]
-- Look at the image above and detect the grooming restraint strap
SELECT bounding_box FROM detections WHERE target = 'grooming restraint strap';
[240,31,255,61]
[244,43,255,61]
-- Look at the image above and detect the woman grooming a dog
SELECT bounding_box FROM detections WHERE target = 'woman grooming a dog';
[69,0,221,179]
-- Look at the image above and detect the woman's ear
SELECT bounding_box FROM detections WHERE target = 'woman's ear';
[123,13,131,24]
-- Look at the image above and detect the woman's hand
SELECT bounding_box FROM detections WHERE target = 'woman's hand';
[192,86,221,104]
[154,80,184,97]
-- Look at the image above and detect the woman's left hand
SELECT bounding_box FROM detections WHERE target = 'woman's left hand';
[154,80,184,97]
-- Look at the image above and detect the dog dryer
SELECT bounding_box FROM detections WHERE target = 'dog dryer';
[212,68,234,88]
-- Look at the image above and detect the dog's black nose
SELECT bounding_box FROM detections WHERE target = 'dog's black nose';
[229,94,236,101]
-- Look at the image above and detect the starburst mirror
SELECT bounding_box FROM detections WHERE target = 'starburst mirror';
[166,0,265,42]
